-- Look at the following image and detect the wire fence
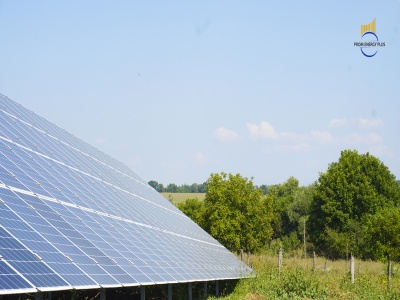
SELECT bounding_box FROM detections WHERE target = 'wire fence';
[239,248,399,288]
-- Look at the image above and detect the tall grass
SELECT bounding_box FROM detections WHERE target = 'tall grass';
[161,192,206,203]
[211,254,400,300]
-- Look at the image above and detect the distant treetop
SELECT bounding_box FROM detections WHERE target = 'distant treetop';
[148,180,206,193]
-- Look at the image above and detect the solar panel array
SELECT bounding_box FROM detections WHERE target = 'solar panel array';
[0,93,252,295]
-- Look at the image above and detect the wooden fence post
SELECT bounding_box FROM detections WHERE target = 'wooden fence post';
[350,252,355,283]
[278,248,283,275]
[388,259,392,289]
[303,218,307,258]
[312,251,316,274]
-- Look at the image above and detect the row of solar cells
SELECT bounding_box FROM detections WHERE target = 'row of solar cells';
[0,95,182,211]
[0,94,251,293]
[0,94,136,182]
[0,136,214,244]
[0,187,246,291]
[0,97,216,244]
[0,97,147,192]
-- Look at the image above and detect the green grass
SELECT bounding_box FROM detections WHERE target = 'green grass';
[161,192,205,204]
[211,254,400,300]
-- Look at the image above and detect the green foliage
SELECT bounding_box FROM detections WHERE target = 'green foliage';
[148,180,207,193]
[203,172,273,253]
[212,255,400,300]
[257,184,268,195]
[364,207,400,261]
[176,198,205,228]
[211,262,328,300]
[147,180,164,192]
[308,149,400,259]
[282,232,301,252]
[268,178,313,253]
[269,177,300,239]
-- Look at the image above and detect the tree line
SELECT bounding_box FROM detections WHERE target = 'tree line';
[148,180,269,195]
[148,181,207,193]
[163,150,400,262]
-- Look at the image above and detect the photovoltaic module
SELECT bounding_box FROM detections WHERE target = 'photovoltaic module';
[0,93,251,295]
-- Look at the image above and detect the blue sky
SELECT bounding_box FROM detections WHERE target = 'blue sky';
[0,1,399,186]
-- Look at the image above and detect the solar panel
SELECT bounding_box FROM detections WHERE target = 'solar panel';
[0,93,252,295]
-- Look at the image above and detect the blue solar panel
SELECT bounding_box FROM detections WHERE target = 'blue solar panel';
[0,93,252,294]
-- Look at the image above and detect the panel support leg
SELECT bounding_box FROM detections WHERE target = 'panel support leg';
[188,282,192,300]
[35,291,41,300]
[216,280,219,297]
[204,282,208,299]
[140,286,145,300]
[168,284,172,300]
[100,288,106,300]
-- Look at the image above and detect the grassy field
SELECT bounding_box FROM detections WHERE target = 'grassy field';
[161,192,205,204]
[210,254,400,299]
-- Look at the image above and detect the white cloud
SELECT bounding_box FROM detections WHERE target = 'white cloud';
[367,145,394,157]
[246,121,278,140]
[245,121,328,153]
[358,118,384,129]
[346,132,383,144]
[214,127,239,142]
[329,118,384,130]
[194,152,207,166]
[328,118,350,128]
[310,130,334,144]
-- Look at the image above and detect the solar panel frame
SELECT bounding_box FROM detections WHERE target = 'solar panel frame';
[0,93,253,295]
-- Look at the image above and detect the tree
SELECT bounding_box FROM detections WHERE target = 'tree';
[268,178,314,253]
[190,183,199,193]
[269,177,300,240]
[308,150,400,258]
[176,198,205,228]
[166,183,178,193]
[287,185,314,255]
[364,207,400,261]
[203,172,273,253]
[148,180,159,190]
[258,184,268,195]
[148,180,164,192]
[156,183,164,192]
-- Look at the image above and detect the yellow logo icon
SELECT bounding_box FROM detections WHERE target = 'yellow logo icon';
[354,18,384,57]
[361,18,376,36]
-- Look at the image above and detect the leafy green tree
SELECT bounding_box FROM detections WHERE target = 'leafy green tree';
[148,180,164,192]
[190,183,199,193]
[364,207,400,261]
[203,172,273,253]
[176,198,205,228]
[148,180,159,190]
[287,185,314,254]
[268,178,314,253]
[156,183,164,192]
[258,184,268,195]
[198,182,206,193]
[308,150,400,258]
[269,177,300,240]
[166,183,178,193]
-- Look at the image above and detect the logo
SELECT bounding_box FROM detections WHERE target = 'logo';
[354,18,385,57]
